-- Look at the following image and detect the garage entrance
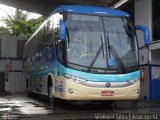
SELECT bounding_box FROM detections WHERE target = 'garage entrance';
[0,72,5,92]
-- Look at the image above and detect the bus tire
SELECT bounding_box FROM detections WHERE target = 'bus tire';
[49,86,60,107]
[49,87,54,106]
[48,76,60,107]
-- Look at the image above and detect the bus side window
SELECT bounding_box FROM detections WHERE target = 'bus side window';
[54,29,65,64]
[57,41,65,63]
[42,47,53,61]
[52,13,65,65]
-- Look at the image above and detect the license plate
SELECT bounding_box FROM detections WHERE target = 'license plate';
[101,91,114,96]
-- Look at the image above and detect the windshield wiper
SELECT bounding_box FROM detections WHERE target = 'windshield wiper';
[87,36,104,72]
[105,32,126,73]
[108,45,127,73]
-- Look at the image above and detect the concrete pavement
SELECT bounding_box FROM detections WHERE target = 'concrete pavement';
[0,94,160,120]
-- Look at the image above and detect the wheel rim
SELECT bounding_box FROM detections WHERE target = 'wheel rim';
[49,87,54,106]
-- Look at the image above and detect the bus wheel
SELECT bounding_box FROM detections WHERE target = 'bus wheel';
[49,87,59,107]
[49,87,54,107]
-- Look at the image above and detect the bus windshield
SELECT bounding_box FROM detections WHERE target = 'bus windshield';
[66,14,139,74]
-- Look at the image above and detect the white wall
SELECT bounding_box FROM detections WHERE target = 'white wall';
[5,72,26,93]
[11,60,23,71]
[134,0,152,100]
[139,47,149,65]
[0,60,5,72]
[0,35,27,93]
[135,0,152,48]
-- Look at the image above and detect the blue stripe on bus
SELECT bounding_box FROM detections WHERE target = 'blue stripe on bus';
[58,64,140,82]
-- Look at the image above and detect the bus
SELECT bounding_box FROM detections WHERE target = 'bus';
[24,5,150,105]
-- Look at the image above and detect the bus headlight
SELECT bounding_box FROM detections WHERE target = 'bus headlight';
[128,77,140,84]
[63,73,87,84]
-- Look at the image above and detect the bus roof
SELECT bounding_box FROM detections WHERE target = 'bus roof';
[54,5,129,17]
[25,5,130,46]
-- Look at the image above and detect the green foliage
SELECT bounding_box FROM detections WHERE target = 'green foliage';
[1,9,44,37]
[0,26,10,35]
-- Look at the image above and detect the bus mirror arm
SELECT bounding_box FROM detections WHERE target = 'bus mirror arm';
[135,25,150,47]
[58,20,66,41]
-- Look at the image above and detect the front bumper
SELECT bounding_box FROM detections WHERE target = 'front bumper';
[55,77,140,100]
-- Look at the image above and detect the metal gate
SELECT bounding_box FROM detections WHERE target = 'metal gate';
[0,72,5,92]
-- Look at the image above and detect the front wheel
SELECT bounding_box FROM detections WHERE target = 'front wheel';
[49,87,60,107]
[49,87,54,107]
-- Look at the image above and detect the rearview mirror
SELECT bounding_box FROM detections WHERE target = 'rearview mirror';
[135,25,150,47]
[58,20,66,41]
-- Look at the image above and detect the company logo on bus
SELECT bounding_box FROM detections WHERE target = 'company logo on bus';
[105,82,111,87]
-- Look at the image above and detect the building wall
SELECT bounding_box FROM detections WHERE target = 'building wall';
[0,35,27,93]
[135,0,160,101]
[6,72,26,93]
[139,47,150,100]
[134,0,152,100]
[151,49,160,80]
[1,36,17,58]
[134,0,152,48]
